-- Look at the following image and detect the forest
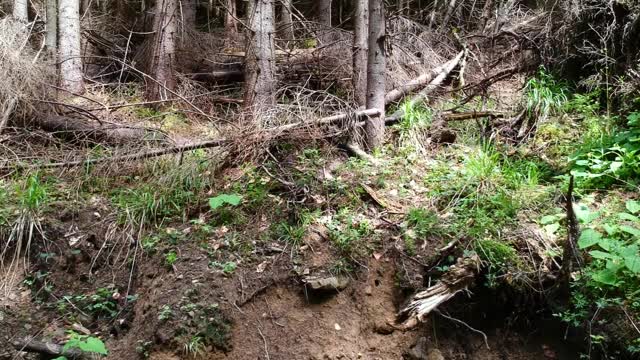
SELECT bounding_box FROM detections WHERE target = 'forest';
[0,0,639,358]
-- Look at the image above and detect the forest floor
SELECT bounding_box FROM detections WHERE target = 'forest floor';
[0,76,624,359]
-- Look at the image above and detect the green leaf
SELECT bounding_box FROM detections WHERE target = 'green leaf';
[208,194,242,209]
[574,204,598,224]
[540,215,558,225]
[626,200,640,214]
[578,229,601,249]
[620,225,640,238]
[544,223,560,235]
[618,212,640,223]
[589,250,616,260]
[625,256,640,273]
[591,268,618,285]
[63,337,108,355]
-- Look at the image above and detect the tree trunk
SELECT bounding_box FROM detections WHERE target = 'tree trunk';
[428,0,439,29]
[59,0,85,94]
[279,0,294,44]
[441,0,457,29]
[146,0,178,101]
[13,0,28,22]
[224,0,238,37]
[181,0,197,29]
[46,0,58,50]
[364,0,385,150]
[317,0,331,43]
[353,0,368,107]
[243,0,276,115]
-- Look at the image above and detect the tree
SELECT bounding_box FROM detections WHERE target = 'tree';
[13,0,28,22]
[224,0,238,37]
[46,0,58,50]
[146,0,178,101]
[317,0,331,43]
[181,0,197,30]
[59,0,85,94]
[279,0,294,45]
[243,0,276,114]
[364,0,385,150]
[353,0,368,106]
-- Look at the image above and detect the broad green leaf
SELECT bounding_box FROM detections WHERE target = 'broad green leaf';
[544,223,560,235]
[603,223,618,235]
[78,337,108,355]
[618,212,640,223]
[597,237,621,252]
[620,225,640,238]
[574,204,598,224]
[610,161,623,172]
[208,194,242,209]
[589,250,616,260]
[540,215,558,225]
[578,229,601,249]
[625,257,640,273]
[626,200,640,214]
[591,268,618,285]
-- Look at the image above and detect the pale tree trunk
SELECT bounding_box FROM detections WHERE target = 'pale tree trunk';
[224,0,238,37]
[364,0,385,150]
[59,0,85,94]
[317,0,331,43]
[181,0,197,29]
[441,0,457,29]
[243,0,276,115]
[13,0,28,22]
[46,0,58,50]
[146,0,178,101]
[428,0,439,29]
[352,0,368,106]
[279,0,294,44]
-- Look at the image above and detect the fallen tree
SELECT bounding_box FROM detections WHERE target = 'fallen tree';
[13,338,85,359]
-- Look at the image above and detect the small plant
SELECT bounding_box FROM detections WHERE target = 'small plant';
[53,333,108,359]
[327,210,373,253]
[208,193,242,209]
[165,251,178,269]
[523,67,568,121]
[183,335,204,357]
[158,304,173,322]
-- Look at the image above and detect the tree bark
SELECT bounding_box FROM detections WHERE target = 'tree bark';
[243,0,276,115]
[181,0,197,30]
[224,0,238,37]
[146,0,178,101]
[46,0,58,50]
[279,0,294,45]
[59,0,85,94]
[441,0,457,29]
[353,0,368,107]
[364,0,385,150]
[13,0,28,22]
[317,0,331,43]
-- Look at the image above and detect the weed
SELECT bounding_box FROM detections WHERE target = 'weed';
[158,304,173,321]
[524,67,568,121]
[55,332,108,359]
[327,209,374,253]
[164,251,178,269]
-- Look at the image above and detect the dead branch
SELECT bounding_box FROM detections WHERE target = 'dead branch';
[386,51,466,123]
[443,110,507,121]
[397,255,480,329]
[13,338,85,359]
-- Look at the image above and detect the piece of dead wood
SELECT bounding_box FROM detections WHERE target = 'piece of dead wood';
[395,255,480,329]
[13,338,85,359]
[360,183,404,213]
[384,51,465,105]
[27,115,152,145]
[386,51,467,124]
[443,110,507,121]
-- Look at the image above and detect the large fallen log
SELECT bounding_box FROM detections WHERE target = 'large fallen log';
[30,115,153,145]
[385,50,465,105]
[386,51,466,124]
[397,255,480,329]
[13,338,85,359]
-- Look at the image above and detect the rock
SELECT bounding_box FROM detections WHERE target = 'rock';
[406,337,429,360]
[304,276,350,292]
[427,349,444,360]
[364,285,373,295]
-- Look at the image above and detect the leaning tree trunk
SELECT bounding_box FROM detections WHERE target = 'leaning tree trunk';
[59,0,85,94]
[13,0,28,22]
[353,0,368,107]
[181,0,197,30]
[364,0,385,150]
[224,0,238,37]
[243,0,276,116]
[46,0,57,50]
[146,0,178,102]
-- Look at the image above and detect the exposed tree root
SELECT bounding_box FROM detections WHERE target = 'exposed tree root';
[13,338,84,359]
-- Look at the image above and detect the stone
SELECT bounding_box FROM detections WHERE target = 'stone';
[304,276,350,292]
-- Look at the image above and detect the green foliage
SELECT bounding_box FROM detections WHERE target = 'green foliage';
[570,112,640,189]
[475,239,518,267]
[394,102,433,151]
[208,261,237,275]
[327,209,374,253]
[53,333,108,359]
[524,67,568,120]
[17,174,49,211]
[165,251,178,269]
[208,193,242,209]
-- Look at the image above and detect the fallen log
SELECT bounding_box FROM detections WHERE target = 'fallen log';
[187,70,244,84]
[397,255,480,329]
[7,109,380,169]
[386,51,466,124]
[385,51,465,105]
[442,110,507,121]
[29,115,154,145]
[13,338,84,359]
